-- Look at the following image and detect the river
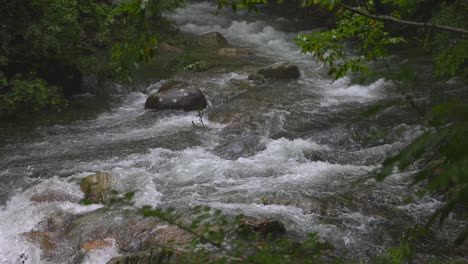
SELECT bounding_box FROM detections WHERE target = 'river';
[0,1,467,263]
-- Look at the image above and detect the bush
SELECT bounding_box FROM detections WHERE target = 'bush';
[0,76,67,117]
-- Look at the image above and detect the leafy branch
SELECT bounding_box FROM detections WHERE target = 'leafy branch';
[339,3,468,36]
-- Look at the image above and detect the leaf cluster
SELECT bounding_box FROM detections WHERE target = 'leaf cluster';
[0,0,185,117]
[139,205,331,263]
[296,3,405,79]
[0,75,67,117]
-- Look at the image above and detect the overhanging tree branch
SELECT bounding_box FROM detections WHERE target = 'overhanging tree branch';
[340,3,468,36]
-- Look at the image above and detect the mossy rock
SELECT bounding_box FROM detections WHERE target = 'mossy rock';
[80,172,111,204]
[198,32,228,47]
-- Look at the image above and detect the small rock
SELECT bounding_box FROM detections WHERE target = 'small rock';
[23,231,57,257]
[144,225,193,248]
[81,239,114,252]
[159,42,184,54]
[247,74,265,82]
[257,62,300,79]
[198,32,228,47]
[145,82,207,111]
[80,172,111,204]
[217,47,253,57]
[238,218,286,237]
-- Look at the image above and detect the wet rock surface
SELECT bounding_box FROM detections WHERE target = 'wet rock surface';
[81,239,114,252]
[145,81,207,111]
[198,32,228,47]
[256,62,300,79]
[217,47,254,57]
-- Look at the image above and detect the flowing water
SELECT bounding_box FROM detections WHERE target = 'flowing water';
[1,1,467,263]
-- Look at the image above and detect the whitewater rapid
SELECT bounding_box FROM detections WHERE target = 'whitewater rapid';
[1,1,466,263]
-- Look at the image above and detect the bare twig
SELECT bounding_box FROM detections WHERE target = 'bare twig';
[340,3,468,36]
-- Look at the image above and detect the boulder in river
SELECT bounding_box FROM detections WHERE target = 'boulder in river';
[256,62,300,79]
[80,172,111,204]
[198,32,228,47]
[217,47,254,57]
[145,81,207,111]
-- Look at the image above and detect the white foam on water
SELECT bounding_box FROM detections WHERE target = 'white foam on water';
[207,72,249,87]
[0,177,102,264]
[95,92,148,123]
[207,201,305,219]
[168,2,316,66]
[318,78,393,106]
[67,137,375,211]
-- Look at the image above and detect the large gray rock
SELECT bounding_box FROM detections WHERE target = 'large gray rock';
[145,81,207,111]
[256,62,300,79]
[198,32,228,47]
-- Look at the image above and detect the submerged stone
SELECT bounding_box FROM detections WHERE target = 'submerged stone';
[23,231,57,257]
[81,238,114,252]
[257,62,300,79]
[217,47,254,57]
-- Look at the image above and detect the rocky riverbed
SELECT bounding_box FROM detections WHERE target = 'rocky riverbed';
[1,1,467,263]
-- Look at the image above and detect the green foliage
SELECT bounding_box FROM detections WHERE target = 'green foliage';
[219,0,468,246]
[163,54,201,72]
[184,61,207,72]
[0,75,67,117]
[139,205,332,263]
[0,0,185,117]
[107,0,179,82]
[218,0,467,79]
[296,3,405,79]
[374,242,413,264]
[423,0,468,78]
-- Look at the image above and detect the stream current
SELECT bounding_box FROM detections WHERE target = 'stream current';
[0,1,467,263]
